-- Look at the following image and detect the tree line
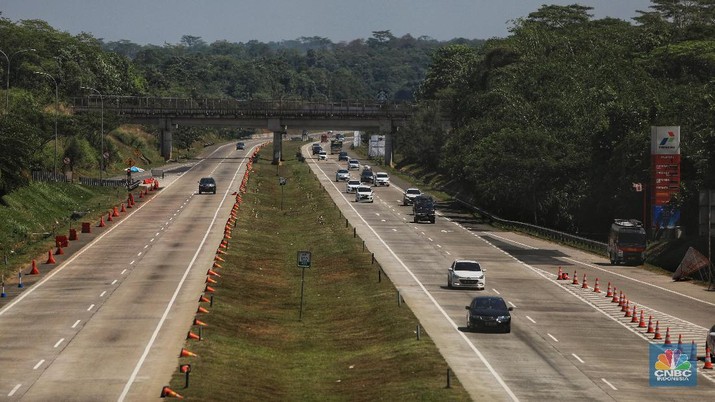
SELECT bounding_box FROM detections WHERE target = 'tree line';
[1,1,713,240]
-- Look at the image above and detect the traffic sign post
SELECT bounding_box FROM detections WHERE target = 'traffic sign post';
[297,251,311,320]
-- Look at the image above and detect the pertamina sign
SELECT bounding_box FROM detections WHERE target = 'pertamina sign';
[651,126,681,230]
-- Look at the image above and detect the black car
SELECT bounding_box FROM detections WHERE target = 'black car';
[236,142,245,150]
[412,195,435,223]
[198,177,217,194]
[465,296,513,333]
[338,151,349,161]
[360,168,375,184]
[312,144,322,155]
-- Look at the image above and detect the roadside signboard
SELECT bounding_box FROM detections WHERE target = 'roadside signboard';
[297,251,311,268]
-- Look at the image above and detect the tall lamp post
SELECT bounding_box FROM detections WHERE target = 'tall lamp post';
[81,86,104,182]
[0,48,36,111]
[34,71,59,178]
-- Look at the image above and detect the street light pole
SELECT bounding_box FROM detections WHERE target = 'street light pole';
[81,86,104,182]
[34,71,59,179]
[0,48,36,111]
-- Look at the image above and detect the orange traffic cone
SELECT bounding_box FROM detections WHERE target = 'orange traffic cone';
[120,203,126,212]
[204,285,216,293]
[212,262,223,269]
[197,306,209,314]
[630,305,638,323]
[611,287,619,303]
[704,347,713,369]
[113,206,119,217]
[557,266,563,280]
[193,318,208,327]
[619,292,626,308]
[653,321,662,340]
[623,300,631,316]
[664,327,672,345]
[646,316,654,333]
[199,295,210,303]
[107,211,113,222]
[161,386,183,399]
[55,245,64,255]
[676,334,683,350]
[214,255,225,262]
[207,269,221,277]
[179,348,197,358]
[28,260,40,275]
[638,311,646,328]
[187,331,200,340]
[593,278,601,293]
[206,276,217,284]
[98,216,106,227]
[581,274,588,289]
[572,270,579,285]
[216,248,226,255]
[45,250,56,264]
[126,199,132,209]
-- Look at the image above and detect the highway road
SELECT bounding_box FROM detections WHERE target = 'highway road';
[0,140,263,401]
[306,142,715,401]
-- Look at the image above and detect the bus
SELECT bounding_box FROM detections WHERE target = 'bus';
[607,219,647,265]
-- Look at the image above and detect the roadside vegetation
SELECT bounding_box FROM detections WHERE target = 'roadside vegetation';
[168,141,470,401]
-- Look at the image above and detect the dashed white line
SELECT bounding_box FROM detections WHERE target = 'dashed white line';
[72,319,81,328]
[100,291,106,297]
[54,338,65,348]
[381,219,386,222]
[392,228,397,232]
[601,378,617,390]
[33,359,45,370]
[143,245,148,249]
[137,252,142,257]
[121,269,127,275]
[155,232,160,236]
[8,384,21,396]
[492,288,501,295]
[111,279,118,285]
[427,237,433,242]
[87,304,95,311]
[572,353,585,364]
[437,244,442,248]
[508,301,516,308]
[446,251,452,255]
[547,333,559,342]
[150,238,155,242]
[526,315,536,324]
[129,260,135,265]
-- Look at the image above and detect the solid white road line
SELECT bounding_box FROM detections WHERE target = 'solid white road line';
[547,333,559,342]
[492,288,500,295]
[572,353,585,364]
[601,378,617,390]
[526,316,536,324]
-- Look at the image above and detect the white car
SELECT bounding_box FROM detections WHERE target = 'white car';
[346,179,361,193]
[447,259,486,290]
[318,151,327,160]
[403,188,421,205]
[355,186,374,203]
[348,159,360,170]
[374,172,390,186]
[335,169,350,182]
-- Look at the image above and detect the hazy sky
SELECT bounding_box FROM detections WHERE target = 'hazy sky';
[2,0,654,45]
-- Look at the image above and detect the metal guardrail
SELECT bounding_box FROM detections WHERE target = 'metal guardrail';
[453,196,608,256]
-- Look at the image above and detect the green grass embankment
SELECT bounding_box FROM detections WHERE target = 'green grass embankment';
[169,141,470,401]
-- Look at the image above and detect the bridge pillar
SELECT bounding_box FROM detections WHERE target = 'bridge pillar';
[268,119,286,165]
[160,119,173,160]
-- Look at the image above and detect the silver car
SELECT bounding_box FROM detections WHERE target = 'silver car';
[447,259,486,290]
[403,188,421,206]
[335,169,350,182]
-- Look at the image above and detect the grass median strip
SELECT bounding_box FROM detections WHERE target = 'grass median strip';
[170,141,469,400]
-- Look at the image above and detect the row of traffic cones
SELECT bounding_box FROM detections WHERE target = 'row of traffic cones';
[555,265,714,369]
[162,145,264,398]
[10,187,156,290]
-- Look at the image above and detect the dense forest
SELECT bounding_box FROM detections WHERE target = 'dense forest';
[1,1,714,240]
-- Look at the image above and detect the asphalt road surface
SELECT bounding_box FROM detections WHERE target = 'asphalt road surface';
[306,142,715,402]
[0,140,262,400]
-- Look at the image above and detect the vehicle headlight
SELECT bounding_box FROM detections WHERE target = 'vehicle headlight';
[496,315,510,323]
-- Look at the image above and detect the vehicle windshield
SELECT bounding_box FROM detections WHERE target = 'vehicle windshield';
[455,262,481,271]
[348,180,360,185]
[338,169,348,174]
[200,178,214,184]
[358,187,371,192]
[407,189,420,195]
[377,173,388,177]
[472,298,507,310]
[617,231,646,245]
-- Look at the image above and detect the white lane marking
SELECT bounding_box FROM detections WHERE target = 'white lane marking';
[601,378,617,390]
[526,315,536,324]
[136,252,142,257]
[54,338,65,348]
[100,291,106,297]
[547,333,559,342]
[33,359,45,370]
[427,237,433,242]
[121,269,127,275]
[118,142,260,402]
[111,280,117,285]
[8,384,21,396]
[492,288,500,295]
[72,320,81,328]
[572,353,585,364]
[155,232,160,236]
[446,251,452,255]
[381,219,386,222]
[437,244,442,248]
[150,238,154,242]
[508,301,516,308]
[375,213,380,216]
[143,245,148,249]
[87,304,95,311]
[309,158,520,402]
[129,260,135,265]
[392,228,397,232]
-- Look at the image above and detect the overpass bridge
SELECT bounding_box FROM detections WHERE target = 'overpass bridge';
[71,96,433,164]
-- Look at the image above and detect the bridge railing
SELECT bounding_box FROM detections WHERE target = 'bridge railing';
[71,96,419,119]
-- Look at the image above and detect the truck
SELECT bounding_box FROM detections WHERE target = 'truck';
[607,219,647,265]
[320,133,328,143]
[330,139,343,154]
